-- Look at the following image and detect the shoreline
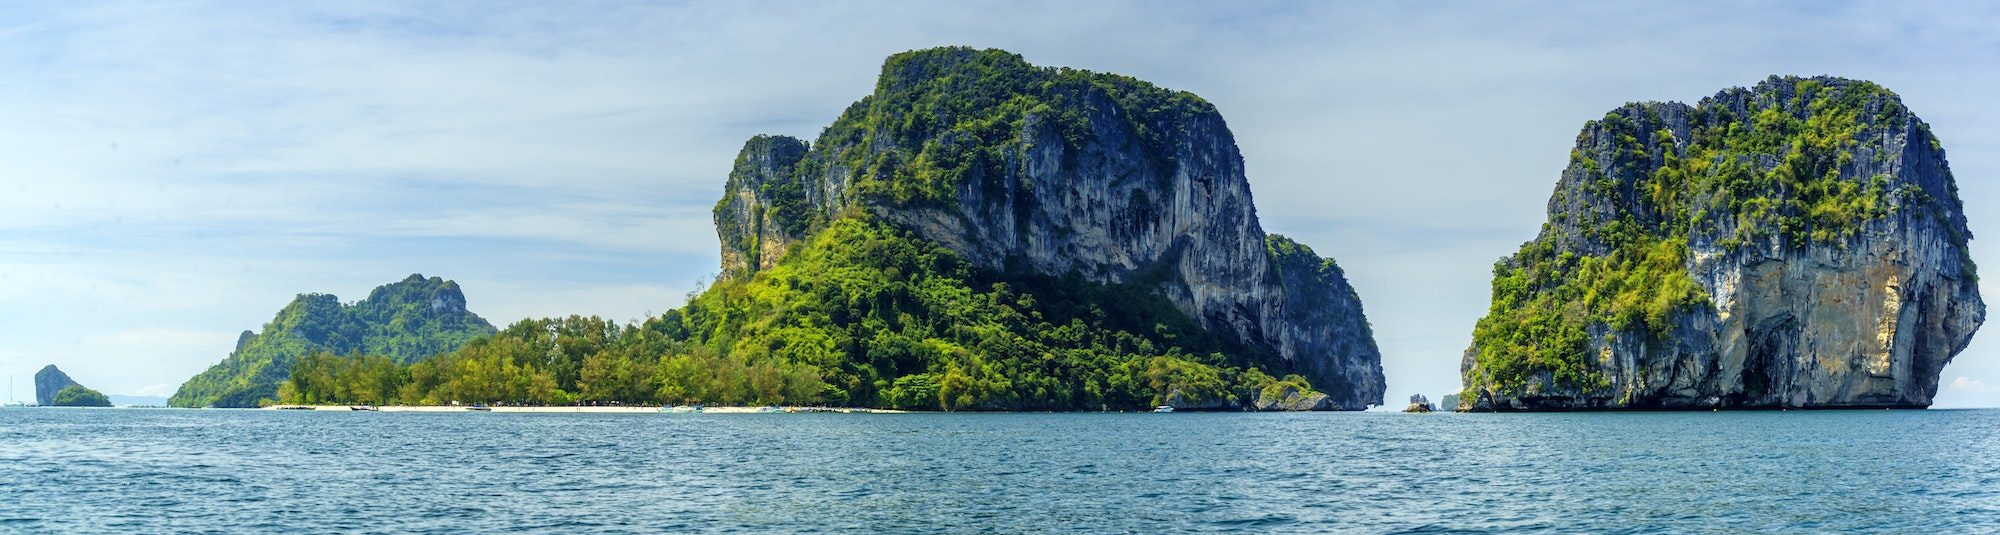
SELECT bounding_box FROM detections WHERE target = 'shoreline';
[259,405,905,414]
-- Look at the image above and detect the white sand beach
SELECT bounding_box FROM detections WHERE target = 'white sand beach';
[261,405,903,414]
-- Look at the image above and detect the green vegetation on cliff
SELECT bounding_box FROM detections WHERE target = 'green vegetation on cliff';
[863,48,1211,205]
[800,47,1213,210]
[51,385,112,407]
[171,275,497,408]
[1472,234,1703,392]
[1469,77,1954,397]
[673,217,1306,409]
[33,365,81,406]
[281,218,1319,410]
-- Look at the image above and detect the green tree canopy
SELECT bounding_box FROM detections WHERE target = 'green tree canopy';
[51,385,111,407]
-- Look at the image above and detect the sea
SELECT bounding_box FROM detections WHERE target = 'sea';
[1,408,1995,533]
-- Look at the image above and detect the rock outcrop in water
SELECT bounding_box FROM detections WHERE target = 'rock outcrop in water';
[1403,394,1435,413]
[170,275,496,408]
[35,366,111,407]
[1462,76,1983,410]
[34,365,80,406]
[715,47,1384,409]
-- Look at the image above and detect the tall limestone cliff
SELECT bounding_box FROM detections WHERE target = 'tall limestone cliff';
[712,47,1383,409]
[1462,76,1983,410]
[169,275,497,408]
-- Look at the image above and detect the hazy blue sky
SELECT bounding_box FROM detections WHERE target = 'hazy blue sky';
[4,1,1998,407]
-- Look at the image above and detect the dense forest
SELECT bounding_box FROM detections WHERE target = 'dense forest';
[279,219,1318,410]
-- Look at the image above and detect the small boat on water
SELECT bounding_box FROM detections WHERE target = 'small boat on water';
[756,406,786,413]
[466,404,492,412]
[349,406,379,412]
[662,405,702,413]
[276,406,315,411]
[1153,405,1175,413]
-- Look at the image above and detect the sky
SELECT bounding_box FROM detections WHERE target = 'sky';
[3,1,1999,407]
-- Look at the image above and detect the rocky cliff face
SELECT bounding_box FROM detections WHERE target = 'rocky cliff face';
[33,365,79,406]
[715,47,1384,408]
[1462,76,1983,410]
[715,135,813,273]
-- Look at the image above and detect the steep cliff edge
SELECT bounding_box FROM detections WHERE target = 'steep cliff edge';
[1462,76,1983,410]
[713,47,1384,409]
[170,275,497,408]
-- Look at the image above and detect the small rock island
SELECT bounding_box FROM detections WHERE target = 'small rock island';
[1403,394,1435,413]
[35,365,111,407]
[172,47,1387,412]
[1461,77,1982,411]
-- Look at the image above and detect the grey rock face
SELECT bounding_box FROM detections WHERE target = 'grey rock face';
[1266,236,1385,408]
[1403,393,1435,412]
[715,135,812,274]
[1162,387,1240,411]
[34,365,80,406]
[1462,76,1983,410]
[714,48,1384,409]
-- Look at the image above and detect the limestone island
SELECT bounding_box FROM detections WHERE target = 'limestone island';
[1460,77,1982,411]
[172,47,1386,412]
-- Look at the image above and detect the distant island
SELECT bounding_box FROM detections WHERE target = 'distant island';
[173,47,1386,412]
[36,365,111,407]
[1460,77,1982,411]
[169,275,496,408]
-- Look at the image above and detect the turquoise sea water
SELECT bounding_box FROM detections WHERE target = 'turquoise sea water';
[1,408,1995,533]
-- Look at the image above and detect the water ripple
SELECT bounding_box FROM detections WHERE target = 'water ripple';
[0,409,1995,533]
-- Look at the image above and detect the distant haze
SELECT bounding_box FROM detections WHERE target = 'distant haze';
[107,395,169,407]
[2,1,1997,407]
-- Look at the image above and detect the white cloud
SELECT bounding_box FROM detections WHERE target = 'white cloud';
[1950,377,1991,392]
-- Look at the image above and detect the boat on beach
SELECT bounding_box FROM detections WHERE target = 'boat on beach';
[661,405,702,413]
[466,404,492,412]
